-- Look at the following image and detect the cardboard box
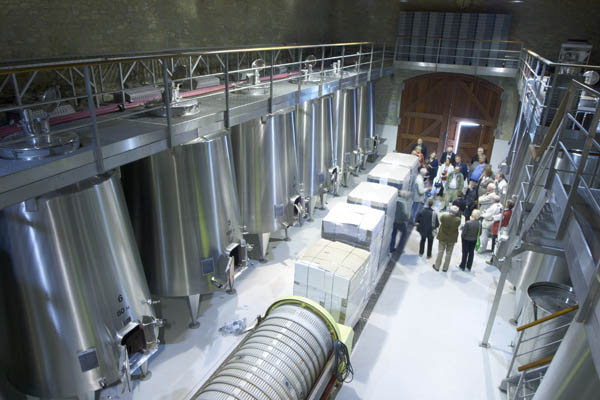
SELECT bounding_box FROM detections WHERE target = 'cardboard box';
[347,182,398,280]
[293,238,371,326]
[380,152,420,171]
[322,204,384,294]
[367,163,412,191]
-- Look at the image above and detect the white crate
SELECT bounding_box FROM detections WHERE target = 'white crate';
[380,152,420,171]
[294,239,371,326]
[367,163,412,191]
[347,182,398,275]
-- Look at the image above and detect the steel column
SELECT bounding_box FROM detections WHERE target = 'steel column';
[83,66,104,173]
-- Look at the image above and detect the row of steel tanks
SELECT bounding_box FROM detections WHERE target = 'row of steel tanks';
[333,82,376,188]
[0,73,376,399]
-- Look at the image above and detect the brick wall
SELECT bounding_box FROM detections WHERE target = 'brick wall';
[0,0,331,59]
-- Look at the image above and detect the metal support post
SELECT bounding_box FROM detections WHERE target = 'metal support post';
[481,255,512,347]
[319,47,325,97]
[224,54,230,129]
[380,43,386,76]
[161,59,174,147]
[339,46,345,91]
[83,66,104,174]
[69,68,78,106]
[356,44,362,86]
[118,63,126,108]
[507,330,525,377]
[296,48,303,105]
[11,73,21,106]
[368,43,374,81]
[90,66,100,108]
[269,51,274,114]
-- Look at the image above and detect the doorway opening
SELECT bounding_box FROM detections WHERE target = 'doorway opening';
[454,120,481,161]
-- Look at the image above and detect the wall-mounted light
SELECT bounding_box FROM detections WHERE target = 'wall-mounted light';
[455,121,480,152]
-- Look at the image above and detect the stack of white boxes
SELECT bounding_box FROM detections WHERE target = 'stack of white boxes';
[321,203,385,295]
[347,182,398,284]
[380,152,420,188]
[294,239,370,327]
[367,163,412,191]
[380,152,420,170]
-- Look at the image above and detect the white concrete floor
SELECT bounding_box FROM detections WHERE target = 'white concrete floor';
[337,228,515,400]
[338,125,516,400]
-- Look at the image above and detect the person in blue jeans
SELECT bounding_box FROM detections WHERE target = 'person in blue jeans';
[410,168,427,224]
[390,197,409,253]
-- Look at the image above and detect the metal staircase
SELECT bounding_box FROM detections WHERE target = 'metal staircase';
[481,70,600,397]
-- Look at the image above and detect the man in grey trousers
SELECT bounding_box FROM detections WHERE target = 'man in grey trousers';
[433,205,461,272]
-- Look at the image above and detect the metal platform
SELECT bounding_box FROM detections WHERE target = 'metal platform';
[0,42,396,209]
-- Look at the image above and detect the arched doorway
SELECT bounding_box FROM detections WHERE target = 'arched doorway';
[396,73,502,162]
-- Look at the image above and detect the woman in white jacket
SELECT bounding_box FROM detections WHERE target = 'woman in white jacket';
[478,195,503,253]
[432,158,453,198]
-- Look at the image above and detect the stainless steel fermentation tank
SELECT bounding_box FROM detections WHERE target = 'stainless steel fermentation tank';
[296,95,336,219]
[334,88,358,187]
[0,171,160,399]
[231,109,302,260]
[122,131,245,328]
[355,82,377,167]
[509,252,571,324]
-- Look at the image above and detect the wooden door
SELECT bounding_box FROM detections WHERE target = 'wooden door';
[396,73,502,163]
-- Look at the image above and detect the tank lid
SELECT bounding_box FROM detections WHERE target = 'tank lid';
[0,130,80,160]
[527,282,577,315]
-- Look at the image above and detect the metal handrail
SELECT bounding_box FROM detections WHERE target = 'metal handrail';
[516,305,579,332]
[0,42,373,74]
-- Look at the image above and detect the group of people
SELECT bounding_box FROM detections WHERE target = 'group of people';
[390,139,515,273]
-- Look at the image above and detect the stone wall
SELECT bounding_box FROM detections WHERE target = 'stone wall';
[3,1,598,63]
[0,0,331,59]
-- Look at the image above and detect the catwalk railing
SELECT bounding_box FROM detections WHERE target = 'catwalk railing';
[503,305,579,400]
[0,42,397,208]
[395,35,522,69]
[481,77,600,392]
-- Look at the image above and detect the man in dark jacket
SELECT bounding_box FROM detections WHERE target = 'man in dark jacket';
[410,137,428,159]
[390,197,409,253]
[452,191,467,217]
[440,145,456,166]
[458,209,481,271]
[415,199,439,258]
[434,205,461,272]
[455,155,469,180]
[471,147,486,164]
[463,180,478,220]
